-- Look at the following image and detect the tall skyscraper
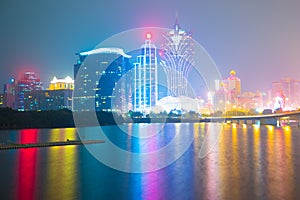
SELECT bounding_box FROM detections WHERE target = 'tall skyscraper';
[73,48,131,112]
[214,70,241,110]
[223,70,241,103]
[133,33,158,113]
[4,78,16,108]
[160,18,194,97]
[16,72,43,111]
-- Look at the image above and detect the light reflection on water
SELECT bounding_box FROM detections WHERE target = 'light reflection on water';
[0,123,300,200]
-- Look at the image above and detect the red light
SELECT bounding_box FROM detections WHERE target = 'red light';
[146,32,152,39]
[159,50,163,57]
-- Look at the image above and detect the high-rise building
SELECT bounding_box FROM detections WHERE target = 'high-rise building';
[23,90,73,111]
[0,94,4,108]
[16,72,43,111]
[214,70,241,111]
[222,70,241,104]
[133,33,158,113]
[160,19,194,97]
[73,48,131,112]
[271,78,300,109]
[225,70,241,95]
[22,76,74,111]
[4,78,16,108]
[236,91,263,110]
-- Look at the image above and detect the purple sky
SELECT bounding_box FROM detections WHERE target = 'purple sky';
[1,0,300,92]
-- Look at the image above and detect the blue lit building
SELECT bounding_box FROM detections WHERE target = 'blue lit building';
[133,33,158,113]
[73,48,132,112]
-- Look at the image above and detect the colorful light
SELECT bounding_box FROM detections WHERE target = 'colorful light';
[146,32,152,39]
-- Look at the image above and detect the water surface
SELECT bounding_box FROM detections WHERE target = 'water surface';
[0,123,300,200]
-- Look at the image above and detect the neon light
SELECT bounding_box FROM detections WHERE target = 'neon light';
[146,32,152,39]
[161,19,194,97]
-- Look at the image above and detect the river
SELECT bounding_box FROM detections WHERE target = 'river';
[0,123,300,200]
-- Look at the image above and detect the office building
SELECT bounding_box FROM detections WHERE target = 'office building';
[23,89,73,111]
[16,72,43,111]
[3,78,17,108]
[214,70,241,111]
[73,48,131,112]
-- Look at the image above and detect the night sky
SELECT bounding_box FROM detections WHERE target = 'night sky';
[1,0,300,92]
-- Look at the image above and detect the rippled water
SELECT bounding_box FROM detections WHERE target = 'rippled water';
[1,123,300,200]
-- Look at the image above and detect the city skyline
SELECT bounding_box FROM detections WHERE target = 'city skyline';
[1,1,300,93]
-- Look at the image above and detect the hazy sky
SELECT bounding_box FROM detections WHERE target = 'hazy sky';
[1,0,300,92]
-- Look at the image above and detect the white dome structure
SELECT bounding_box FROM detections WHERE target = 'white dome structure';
[154,96,200,113]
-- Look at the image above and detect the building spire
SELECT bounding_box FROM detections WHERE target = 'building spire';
[174,12,181,32]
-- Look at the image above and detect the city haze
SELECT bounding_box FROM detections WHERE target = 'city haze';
[1,0,300,92]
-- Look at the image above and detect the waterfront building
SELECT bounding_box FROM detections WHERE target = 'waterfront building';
[73,48,131,112]
[223,70,241,100]
[23,89,73,111]
[213,85,228,111]
[3,78,16,108]
[16,72,43,111]
[133,33,158,113]
[214,70,241,111]
[160,18,194,97]
[21,76,74,111]
[236,91,263,110]
[0,94,4,108]
[271,78,300,109]
[48,76,74,90]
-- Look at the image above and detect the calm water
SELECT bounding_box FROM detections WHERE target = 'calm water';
[1,123,300,200]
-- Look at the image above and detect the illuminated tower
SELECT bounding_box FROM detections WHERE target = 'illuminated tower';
[133,33,158,113]
[160,18,194,97]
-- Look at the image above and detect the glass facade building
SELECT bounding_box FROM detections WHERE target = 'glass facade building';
[73,48,131,112]
[133,34,158,113]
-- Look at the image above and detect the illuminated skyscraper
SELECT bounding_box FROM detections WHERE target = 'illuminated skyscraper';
[225,70,241,95]
[214,70,241,110]
[4,78,16,108]
[73,48,131,112]
[16,72,43,111]
[160,19,194,97]
[133,33,158,113]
